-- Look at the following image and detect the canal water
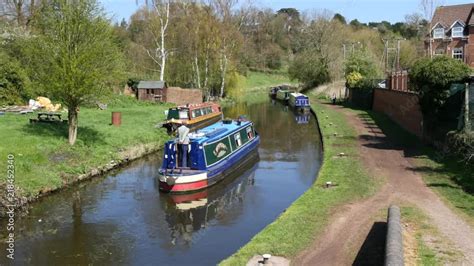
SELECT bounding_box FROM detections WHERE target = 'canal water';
[0,100,323,265]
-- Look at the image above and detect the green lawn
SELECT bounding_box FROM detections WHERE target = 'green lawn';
[222,71,296,106]
[0,98,171,201]
[220,99,377,265]
[244,71,295,91]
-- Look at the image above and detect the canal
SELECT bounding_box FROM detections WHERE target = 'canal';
[0,99,323,265]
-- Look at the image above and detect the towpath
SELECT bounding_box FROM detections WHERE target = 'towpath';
[294,103,474,265]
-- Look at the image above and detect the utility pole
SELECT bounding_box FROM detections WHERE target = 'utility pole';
[343,44,346,60]
[342,42,361,60]
[382,38,405,72]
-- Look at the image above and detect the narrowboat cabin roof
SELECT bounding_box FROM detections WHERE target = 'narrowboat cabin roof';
[185,120,253,145]
[290,92,308,98]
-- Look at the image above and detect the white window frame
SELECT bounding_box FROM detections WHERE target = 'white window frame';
[452,26,464,38]
[433,28,444,39]
[234,133,242,147]
[452,47,463,60]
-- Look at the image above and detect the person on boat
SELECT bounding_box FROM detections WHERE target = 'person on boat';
[177,124,190,167]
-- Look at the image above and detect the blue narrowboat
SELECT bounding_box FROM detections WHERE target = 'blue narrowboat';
[289,92,310,112]
[159,119,260,193]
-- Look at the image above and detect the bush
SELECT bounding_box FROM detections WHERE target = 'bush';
[346,71,363,88]
[344,50,379,79]
[0,52,31,106]
[446,131,474,164]
[409,56,470,130]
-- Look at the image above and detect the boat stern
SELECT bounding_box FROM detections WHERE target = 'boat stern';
[158,169,209,193]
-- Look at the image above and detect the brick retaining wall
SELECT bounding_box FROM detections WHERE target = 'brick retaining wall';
[163,87,203,105]
[373,89,423,137]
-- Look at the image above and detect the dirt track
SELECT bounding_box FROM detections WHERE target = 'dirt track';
[294,104,474,265]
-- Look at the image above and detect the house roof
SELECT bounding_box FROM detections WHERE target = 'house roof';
[431,4,474,29]
[137,81,167,89]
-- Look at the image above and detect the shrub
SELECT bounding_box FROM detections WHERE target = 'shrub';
[344,50,379,79]
[0,52,31,106]
[409,56,470,131]
[346,71,363,89]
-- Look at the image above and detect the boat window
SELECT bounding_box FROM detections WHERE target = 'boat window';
[179,110,189,119]
[195,109,202,117]
[191,110,196,118]
[246,127,254,139]
[234,133,242,147]
[201,108,207,115]
[167,109,179,120]
[207,107,212,114]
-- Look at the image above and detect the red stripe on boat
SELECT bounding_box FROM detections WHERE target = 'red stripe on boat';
[159,179,209,193]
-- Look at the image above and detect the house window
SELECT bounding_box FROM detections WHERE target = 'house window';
[452,47,463,60]
[451,26,463,38]
[433,28,444,39]
[146,89,150,94]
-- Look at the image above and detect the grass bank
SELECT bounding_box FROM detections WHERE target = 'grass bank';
[354,109,474,226]
[220,99,377,265]
[0,97,171,213]
[244,71,295,91]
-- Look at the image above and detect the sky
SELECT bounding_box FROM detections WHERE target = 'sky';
[100,0,474,24]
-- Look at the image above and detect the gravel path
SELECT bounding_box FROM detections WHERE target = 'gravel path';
[294,104,474,265]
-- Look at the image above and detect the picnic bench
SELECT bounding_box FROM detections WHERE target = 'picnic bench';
[30,112,67,124]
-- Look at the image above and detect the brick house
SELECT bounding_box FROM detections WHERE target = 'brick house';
[426,3,474,67]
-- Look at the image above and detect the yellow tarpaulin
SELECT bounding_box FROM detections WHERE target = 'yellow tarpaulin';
[36,97,62,112]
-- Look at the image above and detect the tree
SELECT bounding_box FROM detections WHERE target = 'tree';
[344,49,380,88]
[0,51,31,105]
[344,49,379,77]
[211,0,242,98]
[349,19,364,30]
[410,56,470,134]
[26,0,123,145]
[420,0,441,58]
[332,13,346,24]
[289,12,344,87]
[1,0,41,27]
[144,0,171,81]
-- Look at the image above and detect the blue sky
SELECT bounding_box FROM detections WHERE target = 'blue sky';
[100,0,474,24]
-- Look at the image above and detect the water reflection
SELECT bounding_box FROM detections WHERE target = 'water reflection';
[294,111,311,124]
[162,157,258,248]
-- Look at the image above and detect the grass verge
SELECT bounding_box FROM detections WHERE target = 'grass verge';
[0,97,171,208]
[350,109,474,226]
[220,100,377,265]
[401,205,462,265]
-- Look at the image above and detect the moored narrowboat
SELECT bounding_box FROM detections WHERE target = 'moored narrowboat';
[276,89,291,102]
[269,86,280,99]
[289,92,310,112]
[158,118,260,193]
[162,102,222,133]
